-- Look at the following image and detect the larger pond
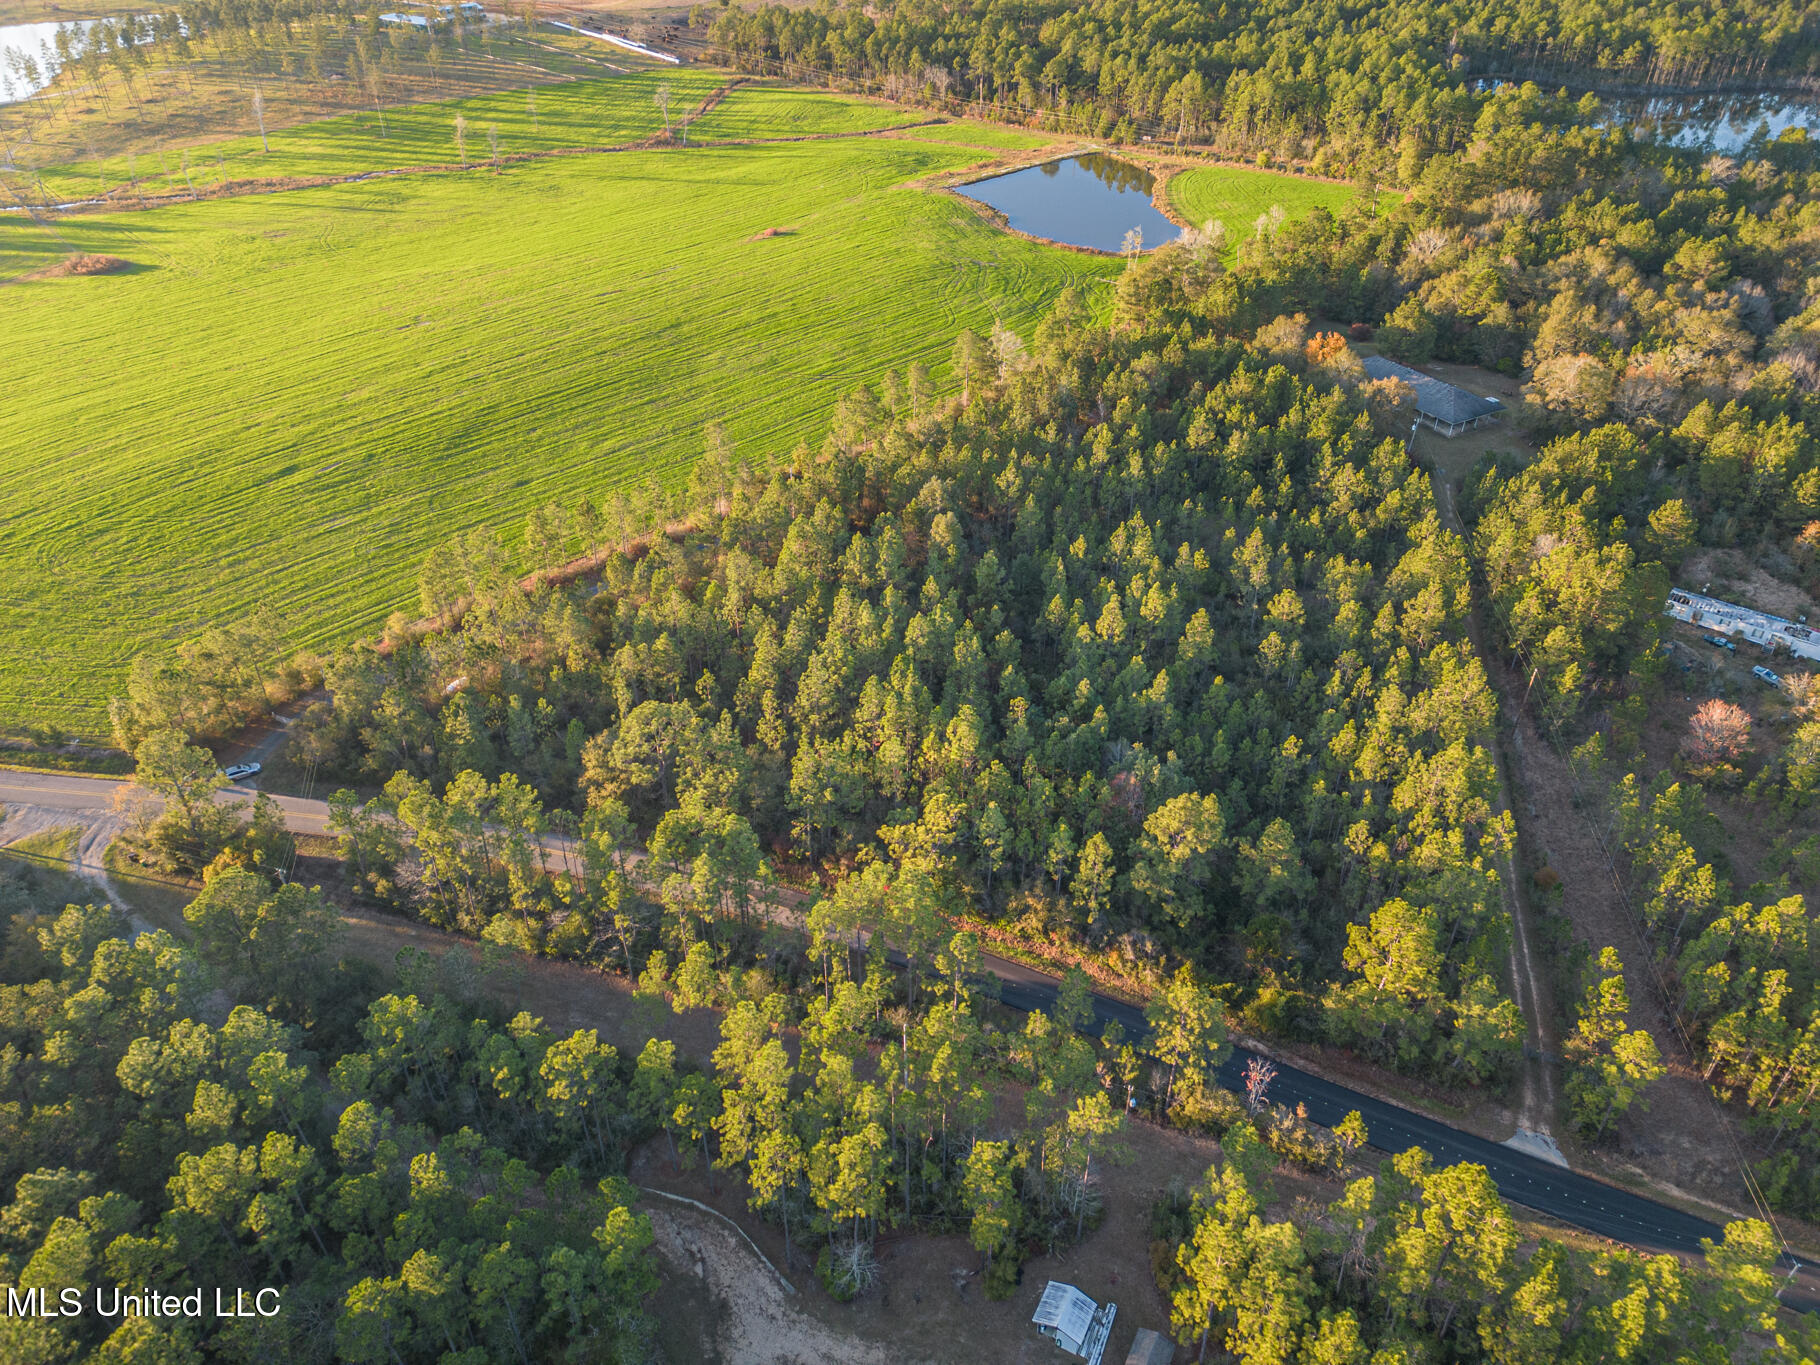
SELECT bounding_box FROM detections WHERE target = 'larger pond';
[1606,94,1820,153]
[0,19,104,102]
[955,153,1181,254]
[1469,78,1820,153]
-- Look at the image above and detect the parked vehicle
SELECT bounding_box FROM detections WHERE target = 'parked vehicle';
[1703,634,1736,652]
[222,762,262,782]
[1753,666,1783,689]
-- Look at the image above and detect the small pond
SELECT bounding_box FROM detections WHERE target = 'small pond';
[954,153,1181,254]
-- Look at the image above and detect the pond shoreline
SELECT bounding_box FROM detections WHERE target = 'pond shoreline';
[947,150,1184,255]
[925,143,1126,257]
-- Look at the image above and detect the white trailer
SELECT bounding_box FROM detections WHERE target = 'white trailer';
[1665,588,1820,663]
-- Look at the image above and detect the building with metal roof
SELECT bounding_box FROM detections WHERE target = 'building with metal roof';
[1665,588,1820,663]
[1124,1327,1175,1365]
[1360,356,1504,436]
[1032,1281,1118,1364]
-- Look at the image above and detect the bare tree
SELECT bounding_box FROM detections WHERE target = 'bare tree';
[1243,1057,1277,1114]
[357,49,389,136]
[1120,225,1143,260]
[1783,672,1819,719]
[487,123,499,171]
[989,320,1025,378]
[453,112,468,166]
[252,85,268,153]
[1682,699,1752,766]
[1703,153,1739,185]
[654,81,671,137]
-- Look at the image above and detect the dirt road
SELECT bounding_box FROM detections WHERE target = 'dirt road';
[1427,452,1563,1162]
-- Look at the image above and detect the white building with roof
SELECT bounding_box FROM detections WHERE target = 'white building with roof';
[1032,1281,1117,1364]
[1665,588,1820,663]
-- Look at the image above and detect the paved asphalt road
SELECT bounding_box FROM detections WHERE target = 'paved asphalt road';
[981,951,1819,1309]
[3,767,1813,1304]
[0,769,336,837]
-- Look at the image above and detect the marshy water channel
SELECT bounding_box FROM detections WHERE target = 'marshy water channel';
[955,152,1181,254]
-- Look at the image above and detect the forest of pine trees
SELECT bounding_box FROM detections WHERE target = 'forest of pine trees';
[150,291,1524,1089]
[705,0,1820,154]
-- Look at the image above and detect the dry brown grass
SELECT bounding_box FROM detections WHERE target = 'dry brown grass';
[1682,548,1819,622]
[12,251,128,280]
[2,25,620,175]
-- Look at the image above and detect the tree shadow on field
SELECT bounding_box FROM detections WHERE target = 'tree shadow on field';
[4,216,166,276]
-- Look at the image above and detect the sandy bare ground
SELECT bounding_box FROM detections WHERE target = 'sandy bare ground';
[1683,548,1818,622]
[649,1205,917,1365]
[0,800,130,911]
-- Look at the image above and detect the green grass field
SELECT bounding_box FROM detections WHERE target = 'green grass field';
[0,91,1119,737]
[892,121,1056,151]
[1166,163,1383,242]
[21,73,927,207]
[687,83,921,140]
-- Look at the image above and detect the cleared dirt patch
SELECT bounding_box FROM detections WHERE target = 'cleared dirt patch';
[648,1204,911,1365]
[1682,548,1818,622]
[16,254,131,281]
[630,1111,1284,1364]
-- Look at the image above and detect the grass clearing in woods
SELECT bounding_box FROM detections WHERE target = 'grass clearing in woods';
[2,824,80,866]
[102,841,196,932]
[1166,162,1393,244]
[0,826,94,915]
[0,87,1120,736]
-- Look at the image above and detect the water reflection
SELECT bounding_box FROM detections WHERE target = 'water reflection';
[0,20,102,102]
[1606,94,1819,153]
[1466,77,1819,153]
[955,154,1181,254]
[1034,151,1157,196]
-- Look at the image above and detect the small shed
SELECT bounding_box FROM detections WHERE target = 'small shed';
[1032,1281,1118,1364]
[1360,356,1504,436]
[1125,1328,1175,1365]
